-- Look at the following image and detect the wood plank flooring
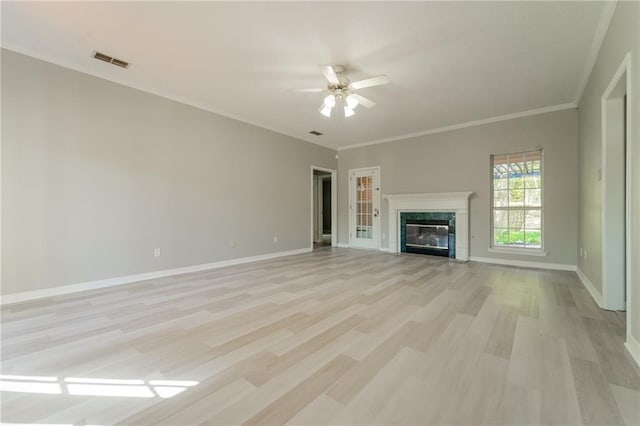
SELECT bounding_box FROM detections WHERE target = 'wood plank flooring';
[1,247,639,425]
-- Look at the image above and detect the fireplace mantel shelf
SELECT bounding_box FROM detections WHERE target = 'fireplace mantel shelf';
[383,192,473,261]
[383,192,473,203]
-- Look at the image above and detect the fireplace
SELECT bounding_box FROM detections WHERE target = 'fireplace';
[405,220,450,257]
[384,192,472,262]
[400,212,455,258]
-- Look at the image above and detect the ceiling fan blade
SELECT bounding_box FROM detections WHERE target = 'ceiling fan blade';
[351,75,390,90]
[294,88,324,93]
[321,65,340,85]
[351,93,376,109]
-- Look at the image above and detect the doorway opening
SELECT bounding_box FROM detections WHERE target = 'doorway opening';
[601,53,631,343]
[311,166,337,249]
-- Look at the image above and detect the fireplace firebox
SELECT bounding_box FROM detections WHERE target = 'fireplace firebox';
[400,212,456,259]
[405,220,450,257]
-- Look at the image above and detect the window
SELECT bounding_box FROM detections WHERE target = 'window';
[491,149,542,250]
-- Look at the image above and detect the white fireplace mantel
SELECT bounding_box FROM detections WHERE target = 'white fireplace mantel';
[383,192,473,261]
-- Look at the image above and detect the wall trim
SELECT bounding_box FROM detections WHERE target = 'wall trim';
[576,267,604,308]
[379,247,394,253]
[336,243,350,248]
[625,334,640,370]
[337,103,576,151]
[574,1,619,105]
[0,248,311,306]
[469,256,576,271]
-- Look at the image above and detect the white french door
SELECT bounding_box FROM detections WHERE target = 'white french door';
[349,167,381,249]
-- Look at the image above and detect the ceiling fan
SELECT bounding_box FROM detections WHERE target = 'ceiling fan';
[296,65,390,118]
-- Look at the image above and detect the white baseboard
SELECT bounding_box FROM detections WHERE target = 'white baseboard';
[469,256,576,271]
[379,247,394,253]
[576,267,604,308]
[336,243,350,248]
[0,248,312,306]
[625,334,640,370]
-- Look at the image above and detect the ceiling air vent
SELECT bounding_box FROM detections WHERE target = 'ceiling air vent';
[93,51,129,69]
[309,131,323,136]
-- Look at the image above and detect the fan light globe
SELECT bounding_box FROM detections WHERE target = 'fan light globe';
[324,95,336,107]
[344,106,355,118]
[346,95,359,109]
[320,105,332,117]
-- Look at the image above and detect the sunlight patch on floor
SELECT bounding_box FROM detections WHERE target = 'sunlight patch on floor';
[0,375,198,399]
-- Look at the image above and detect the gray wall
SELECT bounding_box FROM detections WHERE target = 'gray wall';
[577,1,640,343]
[1,49,337,296]
[338,109,578,267]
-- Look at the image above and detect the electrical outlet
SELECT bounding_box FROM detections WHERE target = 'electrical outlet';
[273,236,278,243]
[584,250,587,261]
[154,248,161,257]
[230,240,236,248]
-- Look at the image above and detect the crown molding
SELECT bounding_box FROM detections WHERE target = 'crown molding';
[337,103,576,152]
[2,41,583,153]
[574,1,618,106]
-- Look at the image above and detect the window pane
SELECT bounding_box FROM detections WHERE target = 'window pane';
[528,158,541,173]
[508,154,525,177]
[524,230,541,247]
[494,210,508,228]
[508,230,525,246]
[525,210,541,228]
[508,182,525,206]
[525,188,542,207]
[493,176,508,190]
[509,209,525,231]
[494,229,509,246]
[524,175,541,189]
[508,174,524,190]
[493,190,509,207]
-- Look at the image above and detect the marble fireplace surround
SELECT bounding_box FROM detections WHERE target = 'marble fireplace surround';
[383,192,473,261]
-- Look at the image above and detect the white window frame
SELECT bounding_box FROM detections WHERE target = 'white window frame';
[489,149,547,256]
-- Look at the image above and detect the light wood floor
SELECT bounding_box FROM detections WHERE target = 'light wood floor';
[2,248,639,425]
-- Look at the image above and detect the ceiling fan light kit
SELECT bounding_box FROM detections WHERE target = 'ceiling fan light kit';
[344,106,354,117]
[324,94,336,107]
[299,65,390,119]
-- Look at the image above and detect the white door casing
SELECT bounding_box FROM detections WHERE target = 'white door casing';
[601,52,631,328]
[310,166,338,248]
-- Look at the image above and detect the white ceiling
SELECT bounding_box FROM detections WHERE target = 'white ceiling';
[1,1,607,150]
